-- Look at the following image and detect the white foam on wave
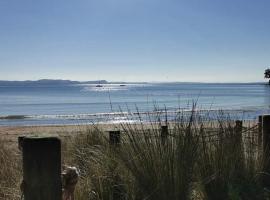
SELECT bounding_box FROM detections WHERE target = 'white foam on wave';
[27,112,130,120]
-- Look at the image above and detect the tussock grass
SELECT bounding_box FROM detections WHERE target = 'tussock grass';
[63,110,269,200]
[0,139,21,200]
[63,127,131,200]
[0,110,269,200]
[197,119,265,200]
[117,119,198,199]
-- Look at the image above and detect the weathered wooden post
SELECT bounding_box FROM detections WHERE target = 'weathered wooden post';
[263,115,270,154]
[108,131,122,199]
[20,137,62,200]
[235,120,243,150]
[258,115,263,147]
[161,125,168,145]
[234,120,244,158]
[109,130,121,145]
[262,115,270,187]
[235,120,243,135]
[235,120,243,131]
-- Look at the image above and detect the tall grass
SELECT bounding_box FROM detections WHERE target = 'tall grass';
[64,110,268,200]
[63,127,131,200]
[197,119,265,200]
[116,117,199,199]
[0,110,269,200]
[0,139,21,200]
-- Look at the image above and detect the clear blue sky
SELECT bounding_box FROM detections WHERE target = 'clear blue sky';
[0,0,269,82]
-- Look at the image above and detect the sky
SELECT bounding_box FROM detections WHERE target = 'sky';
[0,0,269,82]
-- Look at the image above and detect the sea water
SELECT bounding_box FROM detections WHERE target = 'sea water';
[0,83,269,126]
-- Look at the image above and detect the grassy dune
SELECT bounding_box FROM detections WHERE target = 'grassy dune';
[0,111,269,200]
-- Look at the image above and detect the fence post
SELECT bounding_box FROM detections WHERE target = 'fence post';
[109,130,121,145]
[20,137,62,200]
[258,115,263,147]
[263,115,270,154]
[235,120,243,134]
[235,120,243,132]
[262,115,270,187]
[235,120,243,146]
[108,131,122,199]
[161,125,168,145]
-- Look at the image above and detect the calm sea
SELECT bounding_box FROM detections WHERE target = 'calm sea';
[0,83,269,126]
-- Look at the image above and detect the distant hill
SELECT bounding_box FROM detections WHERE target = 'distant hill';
[0,79,262,85]
[110,81,148,84]
[0,79,109,86]
[82,80,108,84]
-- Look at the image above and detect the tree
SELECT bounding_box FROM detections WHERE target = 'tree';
[265,68,270,84]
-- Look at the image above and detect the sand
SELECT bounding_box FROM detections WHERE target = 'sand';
[0,124,121,149]
[0,119,259,148]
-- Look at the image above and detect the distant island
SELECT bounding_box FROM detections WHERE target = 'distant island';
[0,79,265,86]
[0,79,148,86]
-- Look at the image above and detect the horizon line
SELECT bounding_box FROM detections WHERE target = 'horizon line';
[0,79,265,84]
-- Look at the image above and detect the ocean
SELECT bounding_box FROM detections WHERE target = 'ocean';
[0,82,269,126]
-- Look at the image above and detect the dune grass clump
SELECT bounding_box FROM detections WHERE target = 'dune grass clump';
[63,127,131,200]
[197,119,265,200]
[117,117,199,200]
[0,108,266,200]
[0,139,21,200]
[64,109,268,200]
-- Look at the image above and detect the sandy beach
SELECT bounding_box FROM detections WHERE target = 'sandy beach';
[0,119,259,147]
[0,124,119,148]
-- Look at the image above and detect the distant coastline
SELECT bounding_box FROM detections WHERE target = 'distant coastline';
[0,79,264,86]
[0,79,148,86]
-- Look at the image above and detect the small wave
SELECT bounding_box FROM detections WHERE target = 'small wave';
[0,115,28,120]
[28,112,130,120]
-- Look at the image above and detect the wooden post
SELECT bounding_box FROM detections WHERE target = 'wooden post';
[108,131,122,199]
[235,120,243,146]
[161,125,168,145]
[109,131,121,145]
[234,120,245,173]
[20,137,62,200]
[235,120,243,134]
[263,115,270,154]
[258,115,263,147]
[262,115,270,187]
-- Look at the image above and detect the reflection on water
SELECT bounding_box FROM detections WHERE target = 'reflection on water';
[80,84,147,92]
[82,84,125,92]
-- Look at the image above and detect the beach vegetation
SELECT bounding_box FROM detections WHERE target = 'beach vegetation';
[0,110,269,200]
[0,138,21,200]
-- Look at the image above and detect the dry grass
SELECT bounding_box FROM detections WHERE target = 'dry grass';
[0,138,21,200]
[62,111,269,200]
[0,111,269,200]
